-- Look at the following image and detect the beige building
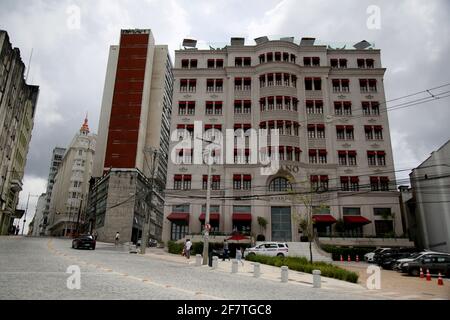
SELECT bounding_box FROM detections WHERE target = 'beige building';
[163,36,403,243]
[47,118,96,236]
[0,30,39,235]
[88,29,173,244]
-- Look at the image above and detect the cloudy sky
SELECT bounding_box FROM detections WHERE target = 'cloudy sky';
[1,0,449,232]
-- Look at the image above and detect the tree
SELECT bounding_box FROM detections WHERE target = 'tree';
[289,176,318,263]
[257,216,268,234]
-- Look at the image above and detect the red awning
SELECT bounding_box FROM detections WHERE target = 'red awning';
[232,213,252,221]
[167,213,189,222]
[199,213,220,221]
[344,216,371,224]
[313,215,337,223]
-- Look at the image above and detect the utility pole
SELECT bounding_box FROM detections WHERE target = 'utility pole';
[75,199,83,236]
[202,161,212,265]
[140,148,158,255]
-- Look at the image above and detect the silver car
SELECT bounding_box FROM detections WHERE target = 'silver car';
[244,242,289,258]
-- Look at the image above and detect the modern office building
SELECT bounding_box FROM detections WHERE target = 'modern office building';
[163,36,404,243]
[0,30,39,235]
[88,29,173,243]
[46,117,96,236]
[408,140,450,253]
[41,147,66,235]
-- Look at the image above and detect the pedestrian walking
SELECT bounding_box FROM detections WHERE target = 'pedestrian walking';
[115,232,120,246]
[184,239,192,259]
[93,230,98,241]
[222,239,230,261]
[235,246,244,266]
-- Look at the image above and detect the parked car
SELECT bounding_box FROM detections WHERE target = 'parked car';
[399,253,450,277]
[72,234,96,250]
[394,251,446,271]
[243,242,289,258]
[377,247,421,270]
[365,248,390,263]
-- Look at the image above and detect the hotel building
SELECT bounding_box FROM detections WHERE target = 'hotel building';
[162,36,404,243]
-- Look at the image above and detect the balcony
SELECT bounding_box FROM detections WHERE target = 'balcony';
[10,178,23,192]
[260,85,297,97]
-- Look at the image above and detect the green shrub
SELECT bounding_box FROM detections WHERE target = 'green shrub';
[167,241,184,254]
[245,254,359,283]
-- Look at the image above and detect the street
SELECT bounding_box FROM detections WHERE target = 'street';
[0,236,386,300]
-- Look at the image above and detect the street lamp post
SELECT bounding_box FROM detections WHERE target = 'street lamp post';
[22,193,39,236]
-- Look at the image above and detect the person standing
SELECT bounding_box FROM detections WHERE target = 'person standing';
[222,239,230,261]
[235,246,244,266]
[93,230,98,241]
[115,232,120,246]
[184,239,192,259]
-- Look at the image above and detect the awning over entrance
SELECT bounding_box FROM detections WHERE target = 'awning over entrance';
[232,213,252,221]
[313,214,337,223]
[344,216,371,225]
[199,213,220,221]
[167,213,189,222]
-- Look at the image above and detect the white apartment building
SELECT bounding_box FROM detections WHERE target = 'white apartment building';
[47,117,96,236]
[409,140,450,253]
[30,193,46,236]
[162,37,403,243]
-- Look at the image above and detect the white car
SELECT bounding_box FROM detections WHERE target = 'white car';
[364,248,390,262]
[244,242,289,258]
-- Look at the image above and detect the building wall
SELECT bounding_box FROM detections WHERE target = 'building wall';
[31,193,46,236]
[42,147,65,234]
[0,30,39,235]
[163,38,402,243]
[410,140,450,253]
[93,46,119,178]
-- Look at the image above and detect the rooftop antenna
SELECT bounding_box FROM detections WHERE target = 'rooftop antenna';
[25,48,33,82]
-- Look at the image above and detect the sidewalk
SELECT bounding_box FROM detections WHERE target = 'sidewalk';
[142,248,368,293]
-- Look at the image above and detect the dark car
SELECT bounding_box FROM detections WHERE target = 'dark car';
[377,247,421,270]
[72,234,96,250]
[399,254,450,277]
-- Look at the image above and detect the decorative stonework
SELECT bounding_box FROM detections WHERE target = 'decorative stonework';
[182,118,190,122]
[338,95,346,99]
[365,95,374,100]
[368,118,377,123]
[342,143,351,148]
[210,94,219,99]
[183,94,192,99]
[370,143,380,148]
[179,167,188,172]
[344,169,353,174]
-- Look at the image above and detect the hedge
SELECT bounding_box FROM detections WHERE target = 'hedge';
[245,254,359,283]
[167,241,251,258]
[321,245,375,261]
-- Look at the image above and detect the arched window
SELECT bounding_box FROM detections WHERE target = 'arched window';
[268,177,292,192]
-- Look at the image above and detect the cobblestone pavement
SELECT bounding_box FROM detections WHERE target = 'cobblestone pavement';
[1,236,386,300]
[333,261,450,300]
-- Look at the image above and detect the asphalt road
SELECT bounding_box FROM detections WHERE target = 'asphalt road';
[0,236,381,300]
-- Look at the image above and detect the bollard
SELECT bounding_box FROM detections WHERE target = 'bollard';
[195,254,202,266]
[253,263,261,278]
[231,259,238,273]
[212,256,218,269]
[281,266,289,283]
[313,269,321,288]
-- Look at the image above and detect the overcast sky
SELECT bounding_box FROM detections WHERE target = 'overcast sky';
[1,0,449,233]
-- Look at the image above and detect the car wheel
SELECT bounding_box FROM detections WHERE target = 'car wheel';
[277,253,285,257]
[410,268,419,277]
